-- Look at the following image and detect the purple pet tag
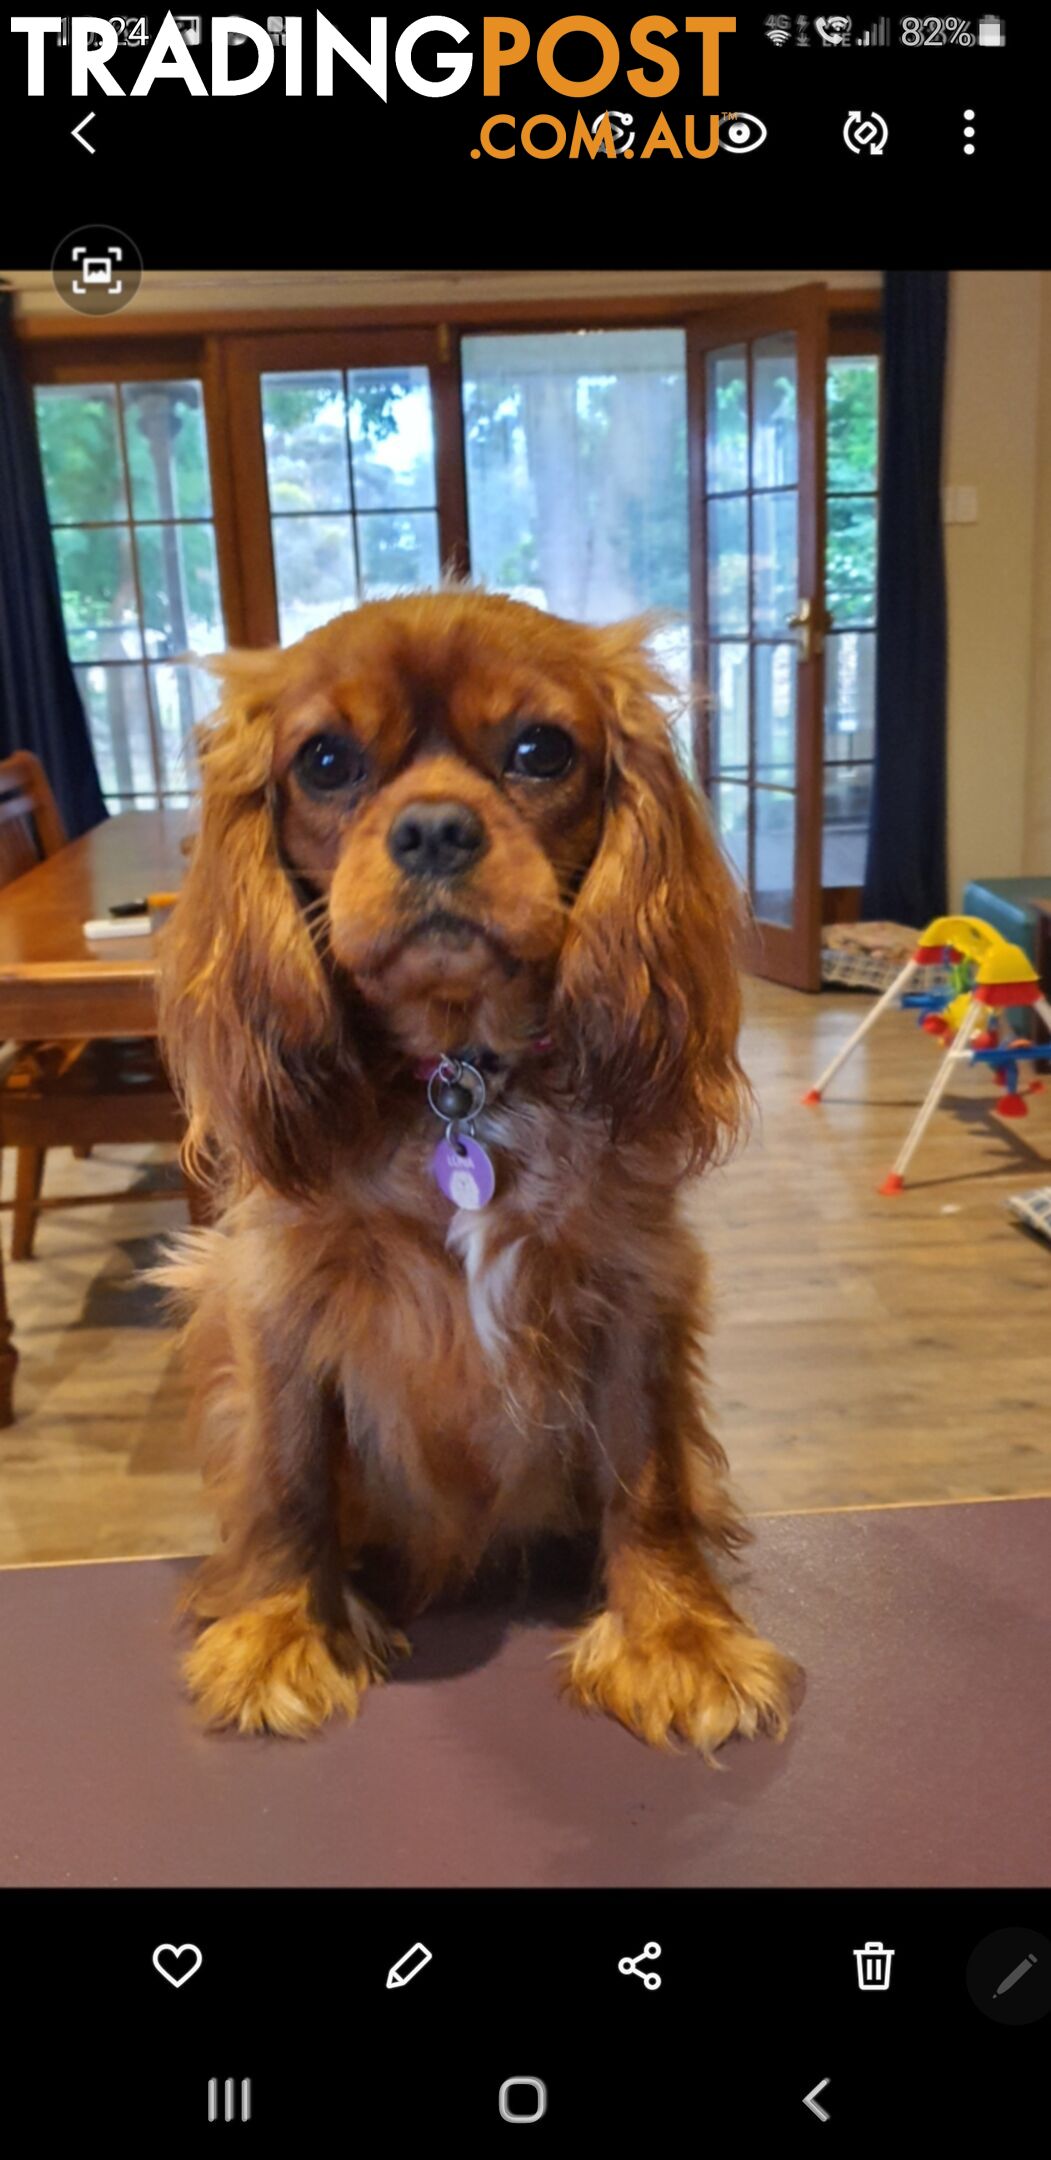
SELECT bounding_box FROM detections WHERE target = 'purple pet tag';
[432,1132,496,1210]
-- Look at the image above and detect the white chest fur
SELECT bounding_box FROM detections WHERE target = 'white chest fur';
[446,1210,524,1368]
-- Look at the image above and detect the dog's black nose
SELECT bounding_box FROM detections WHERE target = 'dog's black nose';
[387,800,487,880]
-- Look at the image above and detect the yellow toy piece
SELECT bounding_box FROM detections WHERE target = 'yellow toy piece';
[940,991,977,1033]
[916,914,1038,991]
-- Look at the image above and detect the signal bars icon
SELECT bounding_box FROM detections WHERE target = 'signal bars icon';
[208,2078,252,2124]
[856,17,891,42]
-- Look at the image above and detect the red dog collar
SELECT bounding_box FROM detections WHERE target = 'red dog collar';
[413,1033,552,1084]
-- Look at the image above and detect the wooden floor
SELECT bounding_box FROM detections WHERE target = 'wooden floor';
[1,978,1049,1568]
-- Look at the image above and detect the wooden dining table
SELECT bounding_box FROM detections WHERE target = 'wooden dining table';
[0,808,196,1421]
[0,807,194,1042]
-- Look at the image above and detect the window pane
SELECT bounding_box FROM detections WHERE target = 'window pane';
[710,778,749,885]
[647,623,693,771]
[755,641,796,781]
[358,511,441,599]
[462,328,688,621]
[122,381,213,520]
[34,384,127,524]
[706,346,747,494]
[670,711,695,777]
[707,496,748,633]
[652,619,691,699]
[262,373,350,513]
[39,373,226,812]
[149,663,212,800]
[827,355,879,491]
[709,641,749,774]
[752,490,797,634]
[75,662,155,806]
[823,766,873,887]
[827,497,877,624]
[825,629,876,762]
[823,350,879,889]
[752,334,798,489]
[754,787,796,926]
[53,526,142,660]
[348,368,437,511]
[136,522,224,659]
[271,515,357,644]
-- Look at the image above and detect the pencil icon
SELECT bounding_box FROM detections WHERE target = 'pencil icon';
[994,1954,1036,1998]
[386,1942,433,1990]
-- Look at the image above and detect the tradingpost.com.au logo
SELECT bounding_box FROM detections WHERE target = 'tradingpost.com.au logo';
[13,13,746,162]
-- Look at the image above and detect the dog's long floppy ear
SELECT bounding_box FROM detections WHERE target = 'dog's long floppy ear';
[554,619,749,1166]
[159,649,369,1199]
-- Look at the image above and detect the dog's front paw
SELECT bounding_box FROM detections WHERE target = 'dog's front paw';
[558,1608,798,1759]
[183,1585,407,1737]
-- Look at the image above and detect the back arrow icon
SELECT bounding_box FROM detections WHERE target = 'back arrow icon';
[72,112,96,154]
[803,2078,831,2122]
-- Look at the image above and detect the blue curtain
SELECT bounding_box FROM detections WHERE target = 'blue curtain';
[862,271,948,925]
[0,290,107,837]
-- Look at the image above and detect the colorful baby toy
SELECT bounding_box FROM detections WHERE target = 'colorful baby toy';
[803,916,1051,1194]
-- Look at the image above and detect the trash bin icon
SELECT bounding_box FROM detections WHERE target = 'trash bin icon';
[855,1940,895,1990]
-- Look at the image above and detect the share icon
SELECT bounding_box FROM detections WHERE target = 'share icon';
[618,1941,661,1990]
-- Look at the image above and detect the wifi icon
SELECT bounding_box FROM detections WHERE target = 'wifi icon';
[765,13,792,42]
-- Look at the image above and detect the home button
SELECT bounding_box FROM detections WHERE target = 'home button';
[499,2076,547,2124]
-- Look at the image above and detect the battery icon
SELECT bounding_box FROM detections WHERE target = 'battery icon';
[978,14,1005,42]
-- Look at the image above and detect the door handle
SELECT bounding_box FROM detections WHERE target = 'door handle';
[785,597,830,662]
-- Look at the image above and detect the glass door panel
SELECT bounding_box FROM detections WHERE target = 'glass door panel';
[690,288,827,989]
[823,349,880,890]
[260,365,441,643]
[461,328,692,759]
[223,326,465,648]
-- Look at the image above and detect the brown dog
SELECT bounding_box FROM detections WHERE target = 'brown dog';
[159,591,796,1752]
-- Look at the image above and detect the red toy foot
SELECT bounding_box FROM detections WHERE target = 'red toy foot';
[996,1093,1027,1118]
[801,1088,822,1105]
[879,1171,904,1195]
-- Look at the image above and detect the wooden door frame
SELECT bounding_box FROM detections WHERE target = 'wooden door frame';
[221,325,470,646]
[687,283,828,992]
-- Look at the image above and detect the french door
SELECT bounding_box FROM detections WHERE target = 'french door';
[218,307,829,989]
[688,287,829,989]
[221,327,468,647]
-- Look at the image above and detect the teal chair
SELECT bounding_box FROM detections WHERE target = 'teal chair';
[963,877,1051,1044]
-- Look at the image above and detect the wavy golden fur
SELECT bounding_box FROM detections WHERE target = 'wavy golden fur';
[160,591,797,1751]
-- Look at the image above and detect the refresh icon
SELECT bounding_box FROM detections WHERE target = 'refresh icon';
[844,110,888,155]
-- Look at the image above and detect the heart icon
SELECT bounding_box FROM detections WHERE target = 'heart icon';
[152,1942,203,1989]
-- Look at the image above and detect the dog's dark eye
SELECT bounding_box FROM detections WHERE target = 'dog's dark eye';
[505,724,575,780]
[293,733,365,796]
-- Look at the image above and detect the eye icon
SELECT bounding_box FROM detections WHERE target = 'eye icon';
[719,112,768,154]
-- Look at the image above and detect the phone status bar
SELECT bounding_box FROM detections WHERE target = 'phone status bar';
[761,16,1006,46]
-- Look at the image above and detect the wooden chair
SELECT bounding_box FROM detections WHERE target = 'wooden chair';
[0,751,201,1426]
